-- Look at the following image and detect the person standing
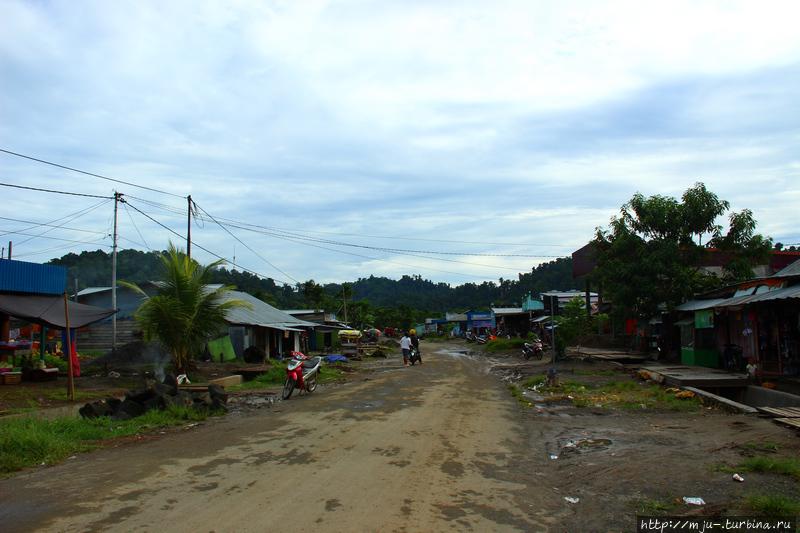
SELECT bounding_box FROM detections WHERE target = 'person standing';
[409,328,422,364]
[400,331,412,366]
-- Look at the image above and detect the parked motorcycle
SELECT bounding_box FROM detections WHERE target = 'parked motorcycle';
[282,351,322,400]
[522,340,544,360]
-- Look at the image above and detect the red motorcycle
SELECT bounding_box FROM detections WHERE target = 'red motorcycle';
[282,351,322,400]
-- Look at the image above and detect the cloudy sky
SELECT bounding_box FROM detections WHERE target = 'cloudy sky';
[1,0,799,287]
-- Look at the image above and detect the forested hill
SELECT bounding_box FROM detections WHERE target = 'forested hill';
[47,249,578,311]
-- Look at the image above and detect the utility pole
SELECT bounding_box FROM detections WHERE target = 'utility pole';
[550,294,557,364]
[112,192,121,357]
[187,195,192,259]
[7,241,11,260]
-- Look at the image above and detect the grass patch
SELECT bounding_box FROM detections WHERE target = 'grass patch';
[742,441,780,453]
[521,375,546,389]
[538,379,702,411]
[485,338,527,352]
[229,363,345,392]
[738,456,800,479]
[573,369,619,376]
[636,497,678,515]
[745,494,800,516]
[507,384,532,407]
[0,406,213,474]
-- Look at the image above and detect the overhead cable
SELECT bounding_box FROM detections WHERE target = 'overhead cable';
[0,148,185,198]
[0,181,112,199]
[124,201,296,286]
[193,201,299,284]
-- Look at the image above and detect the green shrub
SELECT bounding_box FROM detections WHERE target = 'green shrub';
[746,494,800,516]
[485,338,527,352]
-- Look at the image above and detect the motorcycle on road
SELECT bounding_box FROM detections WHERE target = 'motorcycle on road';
[282,351,322,400]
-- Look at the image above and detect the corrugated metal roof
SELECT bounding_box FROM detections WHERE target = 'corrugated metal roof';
[746,284,800,303]
[674,299,726,311]
[0,260,66,295]
[222,290,316,328]
[775,259,800,278]
[77,287,112,296]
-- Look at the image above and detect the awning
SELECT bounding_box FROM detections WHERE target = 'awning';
[674,299,726,311]
[531,315,552,323]
[674,318,694,327]
[260,324,305,332]
[748,284,800,302]
[0,293,116,329]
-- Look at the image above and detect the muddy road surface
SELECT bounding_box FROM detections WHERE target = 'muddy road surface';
[3,344,799,532]
[2,348,548,532]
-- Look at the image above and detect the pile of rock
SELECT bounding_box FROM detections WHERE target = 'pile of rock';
[79,375,228,420]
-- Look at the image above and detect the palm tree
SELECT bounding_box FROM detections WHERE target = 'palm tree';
[124,243,250,374]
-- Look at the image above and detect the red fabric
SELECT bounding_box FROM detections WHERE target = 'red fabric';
[69,344,80,377]
[625,319,637,336]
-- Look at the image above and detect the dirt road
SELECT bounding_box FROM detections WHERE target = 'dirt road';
[1,347,550,532]
[3,344,799,532]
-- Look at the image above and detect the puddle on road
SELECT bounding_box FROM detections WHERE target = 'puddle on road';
[344,400,386,410]
[436,349,475,359]
[546,433,613,460]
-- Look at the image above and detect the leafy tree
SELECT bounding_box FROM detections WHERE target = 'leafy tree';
[593,183,772,320]
[124,244,250,374]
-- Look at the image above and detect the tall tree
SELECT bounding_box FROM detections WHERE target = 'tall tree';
[593,183,772,319]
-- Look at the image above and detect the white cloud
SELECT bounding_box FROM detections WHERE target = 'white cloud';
[0,0,798,284]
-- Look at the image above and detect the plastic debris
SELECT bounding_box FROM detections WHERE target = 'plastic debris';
[549,454,559,460]
[732,473,744,482]
[177,374,190,384]
[564,497,580,504]
[108,371,120,378]
[682,497,705,506]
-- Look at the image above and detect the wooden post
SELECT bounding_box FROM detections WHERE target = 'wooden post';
[63,292,75,401]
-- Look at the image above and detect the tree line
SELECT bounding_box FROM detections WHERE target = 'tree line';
[47,249,578,328]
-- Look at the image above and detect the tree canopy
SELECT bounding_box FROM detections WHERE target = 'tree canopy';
[592,183,772,319]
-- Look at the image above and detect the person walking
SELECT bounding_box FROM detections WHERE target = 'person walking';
[400,331,412,366]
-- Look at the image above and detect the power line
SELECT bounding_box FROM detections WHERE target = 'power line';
[0,181,112,199]
[0,229,108,247]
[13,235,111,259]
[122,201,151,251]
[121,198,562,264]
[122,195,573,250]
[213,222,548,271]
[0,216,107,236]
[0,199,111,238]
[9,200,111,246]
[0,148,185,198]
[192,201,300,284]
[124,201,296,286]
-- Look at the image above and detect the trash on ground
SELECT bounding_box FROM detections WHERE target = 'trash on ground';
[549,454,559,460]
[324,354,348,363]
[675,390,696,399]
[732,473,744,482]
[564,497,580,504]
[108,371,120,378]
[682,497,705,506]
